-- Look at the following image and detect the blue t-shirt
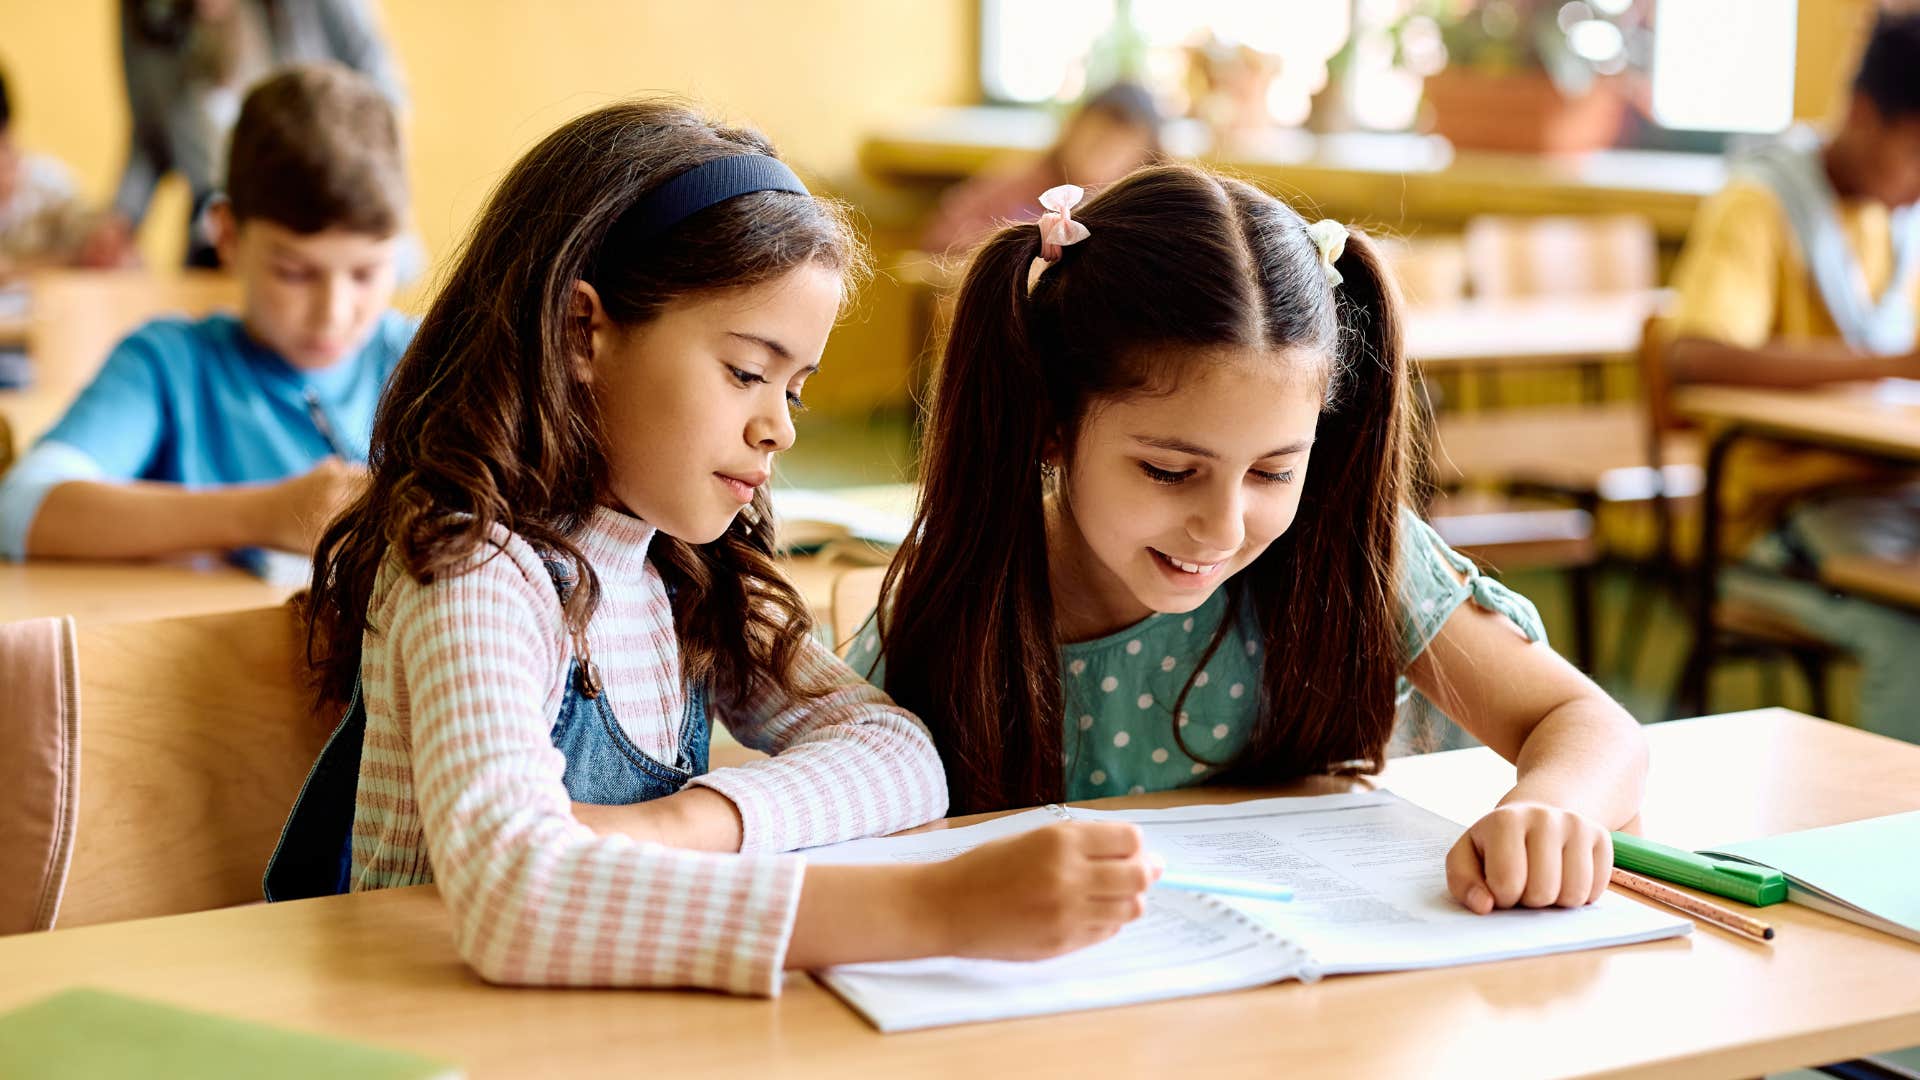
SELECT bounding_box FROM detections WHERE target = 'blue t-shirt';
[0,311,413,558]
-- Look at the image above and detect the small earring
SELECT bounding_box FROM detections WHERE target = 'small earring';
[1039,461,1057,481]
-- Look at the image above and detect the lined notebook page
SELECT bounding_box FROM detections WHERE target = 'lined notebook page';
[1066,793,1692,973]
[805,809,1312,1032]
[801,791,1689,1032]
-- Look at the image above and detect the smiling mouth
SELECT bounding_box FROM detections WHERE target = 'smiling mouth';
[1150,548,1224,576]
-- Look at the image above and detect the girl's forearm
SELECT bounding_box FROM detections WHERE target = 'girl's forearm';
[27,480,273,558]
[1499,699,1648,828]
[784,863,947,969]
[572,786,745,852]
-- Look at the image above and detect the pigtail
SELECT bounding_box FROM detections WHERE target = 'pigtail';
[880,226,1066,813]
[1227,228,1412,784]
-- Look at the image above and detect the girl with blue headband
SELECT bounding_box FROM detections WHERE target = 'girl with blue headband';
[269,100,1157,994]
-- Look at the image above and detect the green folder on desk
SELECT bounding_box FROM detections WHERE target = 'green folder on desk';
[0,989,462,1079]
[1701,811,1920,945]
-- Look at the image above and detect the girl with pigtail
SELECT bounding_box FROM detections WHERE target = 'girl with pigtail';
[855,163,1648,917]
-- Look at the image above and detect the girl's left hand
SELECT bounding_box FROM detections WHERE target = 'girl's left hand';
[1445,801,1612,915]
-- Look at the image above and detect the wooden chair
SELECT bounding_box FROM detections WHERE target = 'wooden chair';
[1651,340,1843,718]
[1462,214,1657,301]
[58,604,328,929]
[1425,490,1600,670]
[1426,313,1712,675]
[1409,215,1668,672]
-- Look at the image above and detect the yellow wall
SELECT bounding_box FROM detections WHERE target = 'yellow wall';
[0,0,972,271]
[1793,0,1878,127]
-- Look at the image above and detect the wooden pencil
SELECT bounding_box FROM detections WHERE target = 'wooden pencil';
[1610,867,1776,942]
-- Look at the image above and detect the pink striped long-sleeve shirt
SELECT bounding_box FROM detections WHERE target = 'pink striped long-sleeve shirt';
[349,506,947,995]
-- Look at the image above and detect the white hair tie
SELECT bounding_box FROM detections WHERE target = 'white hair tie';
[1027,184,1090,292]
[1305,219,1347,287]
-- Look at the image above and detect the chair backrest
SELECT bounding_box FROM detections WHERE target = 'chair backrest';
[59,604,329,929]
[1634,311,1686,454]
[1463,214,1657,300]
[1379,235,1467,310]
[830,565,888,658]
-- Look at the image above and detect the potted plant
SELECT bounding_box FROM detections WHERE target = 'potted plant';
[1420,0,1638,154]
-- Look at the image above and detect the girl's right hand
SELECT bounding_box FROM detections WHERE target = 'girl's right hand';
[919,822,1159,961]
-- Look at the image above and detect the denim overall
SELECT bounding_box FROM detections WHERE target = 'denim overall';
[264,559,710,901]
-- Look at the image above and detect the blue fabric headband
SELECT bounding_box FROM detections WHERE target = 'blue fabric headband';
[619,155,810,241]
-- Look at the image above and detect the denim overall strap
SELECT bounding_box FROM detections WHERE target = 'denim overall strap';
[549,664,711,805]
[262,680,366,902]
[542,553,711,805]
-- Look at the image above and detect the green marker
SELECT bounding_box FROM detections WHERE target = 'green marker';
[1612,832,1788,907]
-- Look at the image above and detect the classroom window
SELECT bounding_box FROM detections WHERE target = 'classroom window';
[980,0,1351,125]
[980,0,1798,140]
[1649,0,1796,133]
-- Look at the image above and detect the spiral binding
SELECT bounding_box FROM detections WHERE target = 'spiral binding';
[1044,803,1324,983]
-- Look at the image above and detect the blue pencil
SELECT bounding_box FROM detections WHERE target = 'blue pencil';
[1155,871,1294,903]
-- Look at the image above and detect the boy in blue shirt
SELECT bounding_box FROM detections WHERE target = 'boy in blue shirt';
[0,62,412,560]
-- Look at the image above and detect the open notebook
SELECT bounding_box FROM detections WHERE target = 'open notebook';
[805,791,1691,1032]
[1702,810,1920,945]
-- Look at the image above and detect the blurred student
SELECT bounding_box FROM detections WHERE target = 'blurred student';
[0,63,412,562]
[0,63,91,279]
[80,0,404,269]
[1668,11,1920,741]
[920,81,1161,256]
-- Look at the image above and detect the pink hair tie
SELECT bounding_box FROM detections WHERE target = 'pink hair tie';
[1028,184,1090,291]
[1036,184,1090,260]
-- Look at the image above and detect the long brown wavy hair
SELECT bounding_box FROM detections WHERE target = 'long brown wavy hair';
[306,100,865,709]
[878,163,1415,813]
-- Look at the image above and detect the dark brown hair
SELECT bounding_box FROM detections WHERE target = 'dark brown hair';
[306,99,864,709]
[225,62,404,235]
[879,163,1413,813]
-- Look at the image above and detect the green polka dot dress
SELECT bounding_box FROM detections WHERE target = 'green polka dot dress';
[848,506,1546,802]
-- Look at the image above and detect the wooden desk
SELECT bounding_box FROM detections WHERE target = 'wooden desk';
[0,556,300,625]
[2,709,1915,1078]
[861,108,1724,242]
[1821,555,1920,613]
[1429,401,1705,502]
[1673,383,1920,714]
[0,270,238,450]
[1404,292,1662,372]
[0,551,849,630]
[1676,384,1920,462]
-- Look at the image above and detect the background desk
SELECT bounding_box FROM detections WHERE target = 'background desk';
[1674,383,1920,713]
[1,710,1915,1078]
[0,557,299,625]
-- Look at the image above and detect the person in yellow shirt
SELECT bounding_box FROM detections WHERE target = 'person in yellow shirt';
[1669,12,1920,742]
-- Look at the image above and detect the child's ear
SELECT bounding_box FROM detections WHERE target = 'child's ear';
[208,198,239,269]
[1040,431,1064,473]
[568,281,610,385]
